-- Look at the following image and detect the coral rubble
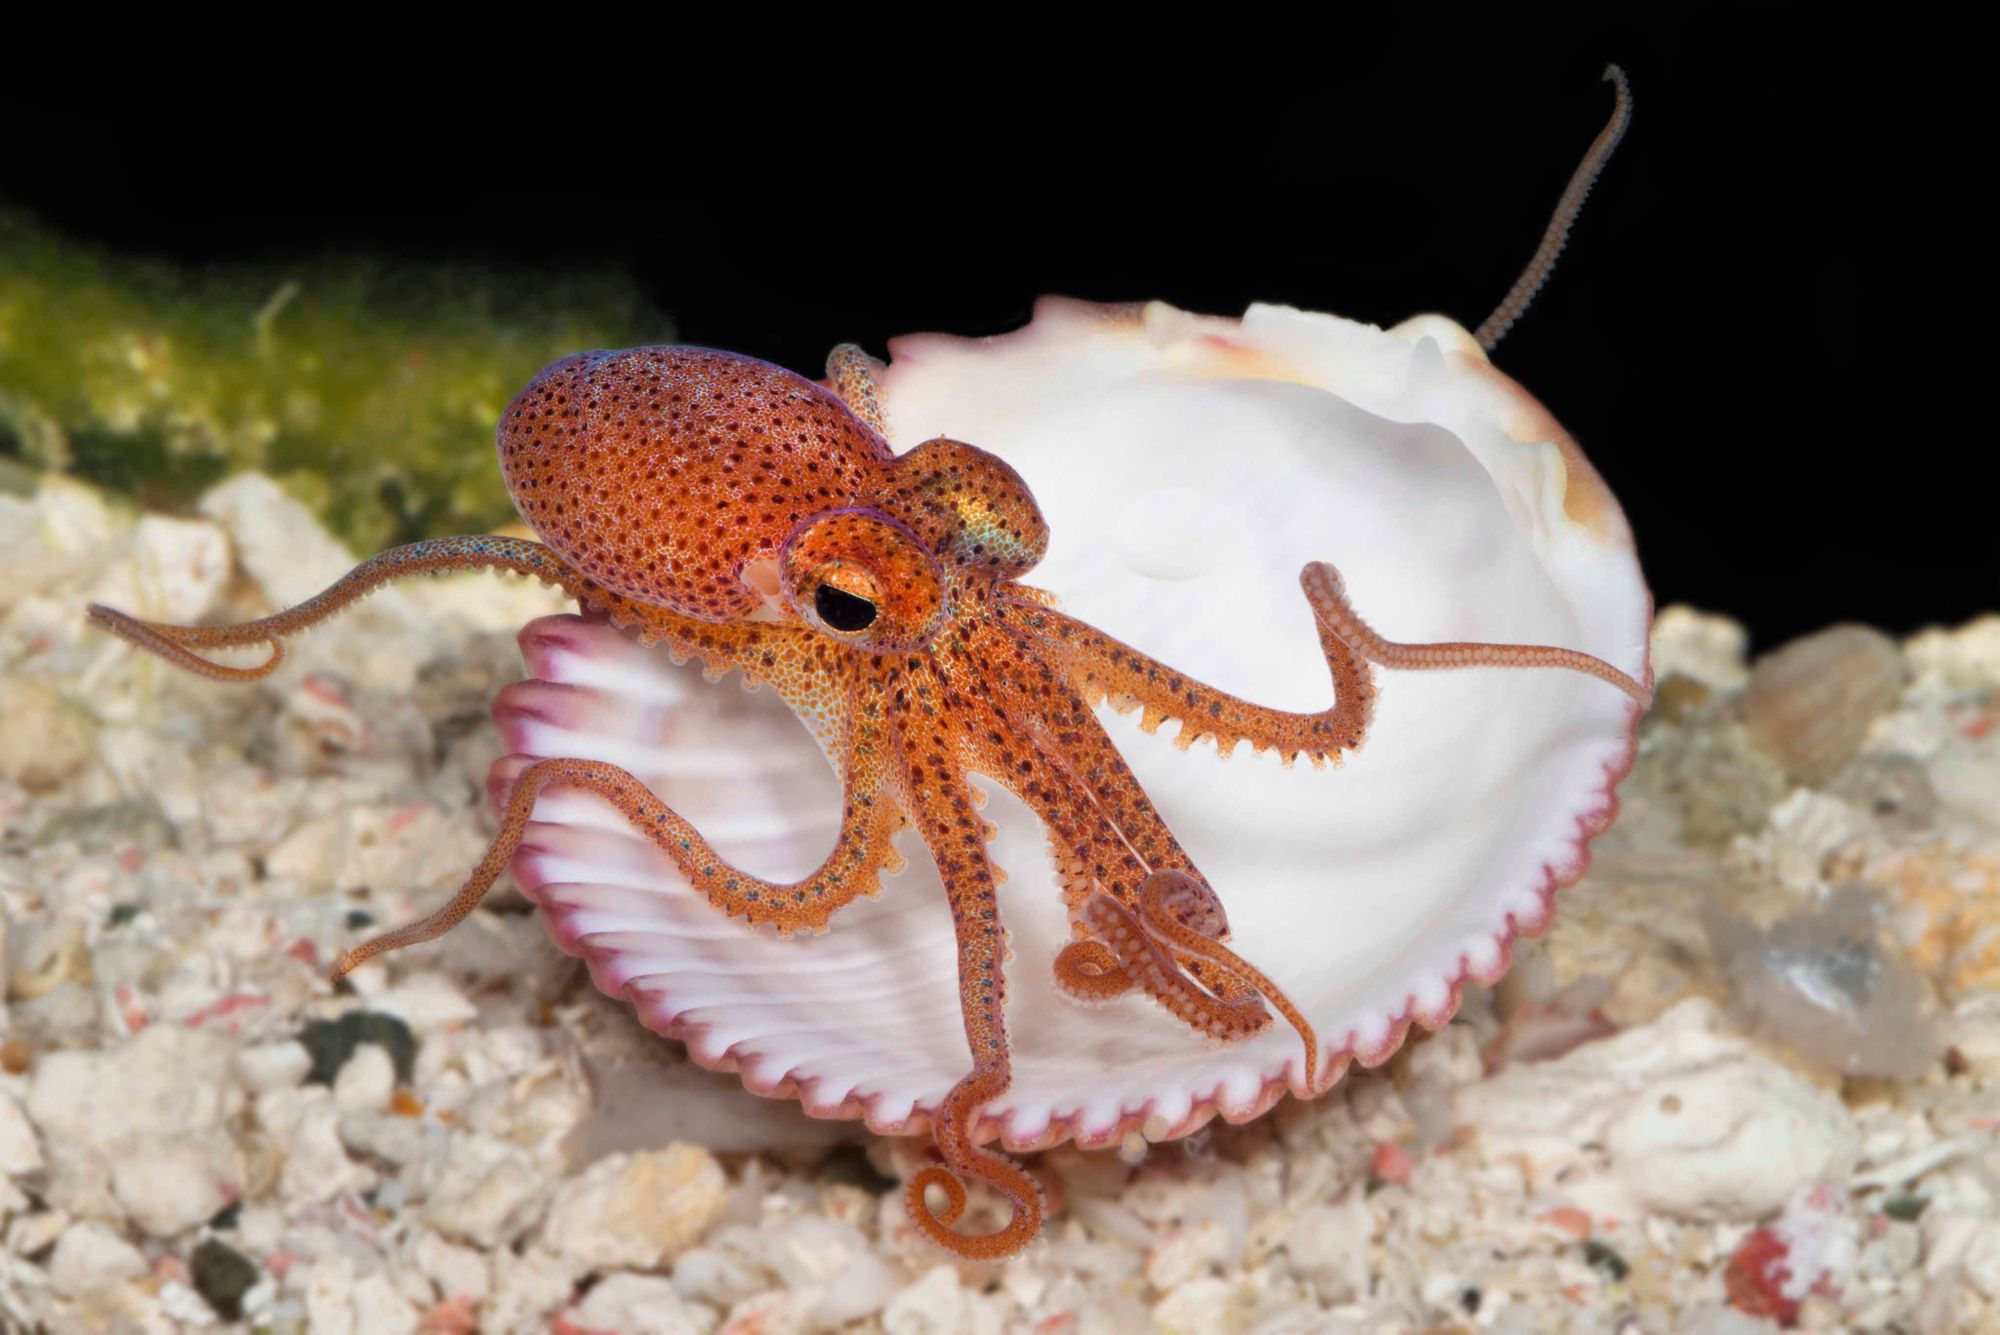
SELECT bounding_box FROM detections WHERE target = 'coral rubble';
[1,473,1996,1330]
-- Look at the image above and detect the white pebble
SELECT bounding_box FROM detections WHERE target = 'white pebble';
[883,1265,987,1335]
[371,972,481,1033]
[26,1025,241,1150]
[541,1144,726,1271]
[1459,998,1858,1221]
[484,1247,576,1332]
[0,1090,44,1176]
[1278,1197,1373,1298]
[7,1209,70,1257]
[1145,1218,1228,1290]
[408,1229,492,1304]
[1927,1214,2000,1301]
[672,1244,770,1308]
[47,1220,148,1296]
[258,1086,377,1205]
[236,1039,313,1093]
[111,1138,236,1238]
[566,1273,717,1335]
[298,1254,420,1335]
[333,1043,396,1113]
[1650,605,1751,691]
[88,514,232,625]
[417,1132,549,1249]
[1151,1276,1234,1333]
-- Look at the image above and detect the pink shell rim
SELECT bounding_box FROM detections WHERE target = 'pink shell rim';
[507,296,1655,1153]
[506,646,1648,1157]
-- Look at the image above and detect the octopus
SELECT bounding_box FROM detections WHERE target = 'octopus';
[86,67,1645,1261]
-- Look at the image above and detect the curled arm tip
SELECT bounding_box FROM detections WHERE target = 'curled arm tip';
[905,1156,1044,1261]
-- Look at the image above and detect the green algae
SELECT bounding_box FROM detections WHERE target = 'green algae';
[0,210,666,550]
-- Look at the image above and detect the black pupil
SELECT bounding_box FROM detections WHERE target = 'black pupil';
[815,583,878,632]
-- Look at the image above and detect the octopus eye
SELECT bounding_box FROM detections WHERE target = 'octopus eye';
[783,509,945,651]
[815,582,878,633]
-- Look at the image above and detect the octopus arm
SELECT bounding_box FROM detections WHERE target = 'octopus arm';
[84,532,910,964]
[998,572,1377,767]
[889,674,1044,1261]
[335,718,905,975]
[84,534,777,687]
[935,619,1315,1078]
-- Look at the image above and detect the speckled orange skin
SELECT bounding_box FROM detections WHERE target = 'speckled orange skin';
[85,343,1648,1262]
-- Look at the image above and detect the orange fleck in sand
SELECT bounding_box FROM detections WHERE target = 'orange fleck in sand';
[1541,1206,1594,1238]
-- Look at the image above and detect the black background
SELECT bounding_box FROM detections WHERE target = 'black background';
[3,10,1969,651]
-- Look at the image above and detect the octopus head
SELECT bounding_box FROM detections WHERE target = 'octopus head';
[494,345,894,621]
[497,344,1049,653]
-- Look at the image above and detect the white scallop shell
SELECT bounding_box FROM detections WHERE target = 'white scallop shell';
[496,298,1650,1151]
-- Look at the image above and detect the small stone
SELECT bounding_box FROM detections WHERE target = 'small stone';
[564,1273,715,1335]
[0,1090,44,1176]
[1370,1139,1414,1185]
[541,1144,727,1270]
[89,513,232,625]
[0,678,92,792]
[25,1024,244,1226]
[671,1244,769,1309]
[816,1141,898,1194]
[1145,1218,1227,1291]
[409,1230,491,1305]
[112,1138,236,1238]
[418,1133,549,1249]
[1906,614,2000,692]
[8,917,85,1004]
[370,973,481,1033]
[7,1210,70,1257]
[236,1039,313,1093]
[1648,672,1715,725]
[47,1220,148,1296]
[1459,998,1859,1222]
[1278,1198,1372,1298]
[1583,1240,1631,1281]
[1709,882,1939,1079]
[332,1042,396,1113]
[197,474,387,614]
[1151,1276,1234,1333]
[26,1025,240,1140]
[1927,1214,2000,1302]
[1827,752,1939,835]
[298,1010,417,1086]
[1742,624,1904,786]
[191,1237,261,1321]
[258,1085,376,1206]
[299,1254,421,1335]
[811,1249,901,1327]
[724,1216,894,1325]
[485,1247,576,1332]
[1651,606,1752,691]
[1725,1225,1800,1324]
[882,1266,972,1335]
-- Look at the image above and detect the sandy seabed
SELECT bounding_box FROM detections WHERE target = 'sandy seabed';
[2,473,1997,1334]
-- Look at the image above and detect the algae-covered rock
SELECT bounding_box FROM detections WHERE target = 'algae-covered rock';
[0,210,665,550]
